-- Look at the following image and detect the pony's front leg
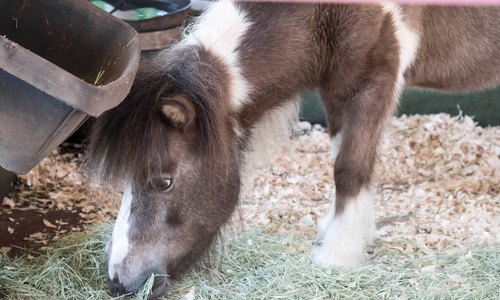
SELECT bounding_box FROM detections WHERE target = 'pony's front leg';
[314,80,397,269]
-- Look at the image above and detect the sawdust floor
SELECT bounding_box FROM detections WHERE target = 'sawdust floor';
[1,113,499,261]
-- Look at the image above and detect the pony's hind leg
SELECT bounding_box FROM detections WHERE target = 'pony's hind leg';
[314,77,397,269]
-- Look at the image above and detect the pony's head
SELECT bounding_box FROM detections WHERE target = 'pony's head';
[85,46,242,296]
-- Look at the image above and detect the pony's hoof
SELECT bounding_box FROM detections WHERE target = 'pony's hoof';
[312,244,365,269]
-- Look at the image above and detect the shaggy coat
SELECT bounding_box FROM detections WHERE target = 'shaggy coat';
[85,1,500,297]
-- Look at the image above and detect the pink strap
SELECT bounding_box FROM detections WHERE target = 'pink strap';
[239,0,500,6]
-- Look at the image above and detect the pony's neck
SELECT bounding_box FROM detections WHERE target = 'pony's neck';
[180,0,317,134]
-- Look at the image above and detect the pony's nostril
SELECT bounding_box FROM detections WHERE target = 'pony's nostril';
[150,275,173,299]
[107,277,128,296]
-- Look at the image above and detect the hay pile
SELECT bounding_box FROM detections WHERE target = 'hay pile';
[1,224,499,299]
[0,112,499,299]
[174,228,500,299]
[0,223,112,299]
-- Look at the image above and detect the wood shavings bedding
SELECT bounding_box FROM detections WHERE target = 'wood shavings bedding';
[12,148,119,214]
[238,113,500,257]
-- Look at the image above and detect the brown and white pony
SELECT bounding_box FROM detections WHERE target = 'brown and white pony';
[85,0,500,297]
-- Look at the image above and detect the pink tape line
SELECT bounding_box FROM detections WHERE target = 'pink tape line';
[238,0,500,5]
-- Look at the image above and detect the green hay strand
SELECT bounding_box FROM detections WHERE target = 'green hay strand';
[1,222,499,299]
[135,274,155,300]
[94,68,106,86]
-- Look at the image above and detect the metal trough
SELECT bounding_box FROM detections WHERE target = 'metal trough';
[92,0,191,51]
[0,0,140,174]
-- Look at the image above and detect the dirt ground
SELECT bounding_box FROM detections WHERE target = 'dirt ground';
[0,144,120,258]
[0,208,85,257]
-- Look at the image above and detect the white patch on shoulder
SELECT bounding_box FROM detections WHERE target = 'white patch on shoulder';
[107,183,133,280]
[330,134,343,161]
[381,3,420,101]
[184,0,252,111]
[313,189,375,269]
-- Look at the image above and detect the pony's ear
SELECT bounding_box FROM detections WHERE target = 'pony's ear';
[159,96,196,133]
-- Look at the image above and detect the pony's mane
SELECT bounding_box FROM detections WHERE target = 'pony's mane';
[84,45,231,188]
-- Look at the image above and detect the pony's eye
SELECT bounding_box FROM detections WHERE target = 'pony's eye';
[151,178,173,191]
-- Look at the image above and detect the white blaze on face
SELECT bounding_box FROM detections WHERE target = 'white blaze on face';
[107,183,133,280]
[183,0,253,110]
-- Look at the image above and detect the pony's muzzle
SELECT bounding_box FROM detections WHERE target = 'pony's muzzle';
[106,262,171,297]
[149,275,172,299]
[104,238,171,297]
[107,277,129,296]
[106,273,171,298]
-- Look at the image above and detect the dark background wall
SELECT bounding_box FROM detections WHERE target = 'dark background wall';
[301,86,500,127]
